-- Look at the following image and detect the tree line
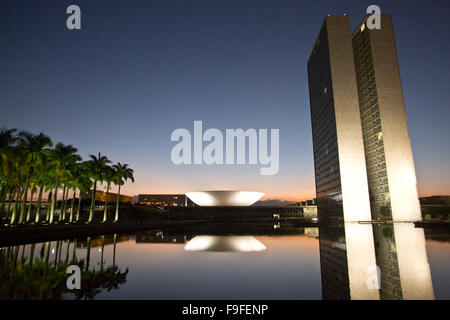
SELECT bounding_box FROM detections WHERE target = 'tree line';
[0,128,134,226]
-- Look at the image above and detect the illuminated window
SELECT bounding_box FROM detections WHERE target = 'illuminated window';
[360,23,365,32]
[324,86,327,94]
[377,131,383,141]
[273,214,280,219]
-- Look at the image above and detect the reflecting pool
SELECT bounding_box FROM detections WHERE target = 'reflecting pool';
[0,222,449,299]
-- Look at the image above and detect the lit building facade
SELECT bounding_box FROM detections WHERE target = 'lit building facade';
[308,14,421,221]
[80,190,132,203]
[132,194,193,207]
[318,223,434,300]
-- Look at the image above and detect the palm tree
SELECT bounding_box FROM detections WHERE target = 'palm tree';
[86,153,111,223]
[25,181,37,223]
[67,161,90,223]
[34,152,52,223]
[102,165,115,223]
[16,131,52,224]
[48,143,80,224]
[0,128,18,224]
[9,149,27,225]
[112,163,134,223]
[76,170,92,223]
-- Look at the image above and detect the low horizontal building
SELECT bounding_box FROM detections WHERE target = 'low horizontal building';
[165,206,306,221]
[288,200,318,218]
[132,194,193,207]
[80,190,132,203]
[420,195,450,205]
[419,195,450,220]
[295,199,317,206]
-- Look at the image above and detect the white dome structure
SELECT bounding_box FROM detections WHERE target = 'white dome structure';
[185,191,264,207]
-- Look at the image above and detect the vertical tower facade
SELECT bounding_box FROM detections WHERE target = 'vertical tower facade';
[308,14,421,221]
[352,14,421,221]
[307,16,372,222]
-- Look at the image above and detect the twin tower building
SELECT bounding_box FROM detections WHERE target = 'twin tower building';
[308,14,422,222]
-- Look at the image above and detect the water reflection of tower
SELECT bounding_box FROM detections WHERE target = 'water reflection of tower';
[372,225,402,299]
[319,223,434,300]
[318,226,350,299]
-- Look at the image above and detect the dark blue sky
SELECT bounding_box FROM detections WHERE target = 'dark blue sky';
[1,0,449,199]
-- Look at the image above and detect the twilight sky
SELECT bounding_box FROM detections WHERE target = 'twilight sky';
[1,0,449,201]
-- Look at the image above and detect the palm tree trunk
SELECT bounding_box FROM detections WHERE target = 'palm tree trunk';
[76,189,82,222]
[7,191,14,220]
[100,235,105,270]
[59,185,67,222]
[102,183,110,223]
[29,243,35,271]
[88,181,97,223]
[10,246,19,279]
[26,188,35,223]
[42,242,50,282]
[113,234,117,267]
[49,177,59,224]
[85,236,91,272]
[54,241,60,268]
[62,187,69,220]
[35,185,44,223]
[0,184,6,224]
[114,185,121,222]
[18,178,30,224]
[10,187,23,225]
[65,241,70,265]
[72,239,77,262]
[57,240,63,264]
[46,189,52,222]
[69,188,76,223]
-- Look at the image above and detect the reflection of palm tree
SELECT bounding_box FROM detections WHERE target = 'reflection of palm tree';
[0,237,128,299]
[113,234,117,267]
[29,243,35,271]
[72,239,77,262]
[85,236,91,272]
[100,235,105,270]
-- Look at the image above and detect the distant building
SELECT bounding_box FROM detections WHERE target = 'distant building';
[419,196,450,205]
[80,190,132,203]
[419,195,450,220]
[132,194,194,207]
[291,200,318,218]
[307,14,421,222]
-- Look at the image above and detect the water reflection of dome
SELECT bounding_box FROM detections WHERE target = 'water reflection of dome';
[184,236,266,253]
[186,191,264,206]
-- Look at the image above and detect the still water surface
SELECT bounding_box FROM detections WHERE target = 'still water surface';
[0,222,449,299]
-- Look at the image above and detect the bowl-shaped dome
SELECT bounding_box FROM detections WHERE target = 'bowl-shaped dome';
[186,191,264,206]
[184,236,266,253]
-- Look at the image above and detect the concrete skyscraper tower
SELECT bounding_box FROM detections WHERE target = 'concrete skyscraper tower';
[307,14,421,222]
